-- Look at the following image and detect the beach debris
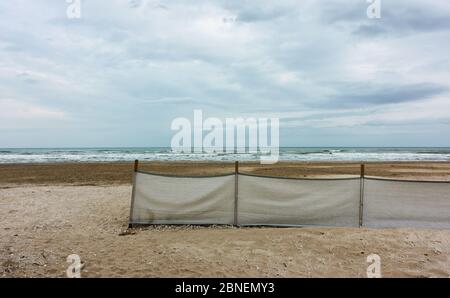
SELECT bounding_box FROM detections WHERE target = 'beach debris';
[118,230,136,236]
[1,260,19,273]
[433,248,442,255]
[32,261,45,266]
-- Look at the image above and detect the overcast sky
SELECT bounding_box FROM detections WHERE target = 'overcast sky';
[1,0,450,147]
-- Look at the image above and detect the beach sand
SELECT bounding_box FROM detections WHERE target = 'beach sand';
[1,161,450,277]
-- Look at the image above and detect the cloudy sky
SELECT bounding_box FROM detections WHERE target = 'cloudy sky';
[1,0,450,147]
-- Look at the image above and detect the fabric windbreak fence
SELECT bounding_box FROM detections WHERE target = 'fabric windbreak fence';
[130,172,235,225]
[363,178,450,229]
[237,174,361,227]
[129,170,450,229]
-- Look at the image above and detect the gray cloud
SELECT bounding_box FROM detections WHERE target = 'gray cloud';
[0,0,449,147]
[352,24,387,36]
[222,0,296,23]
[328,82,448,107]
[381,5,450,33]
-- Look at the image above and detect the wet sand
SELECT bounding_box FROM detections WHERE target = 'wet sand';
[1,161,450,186]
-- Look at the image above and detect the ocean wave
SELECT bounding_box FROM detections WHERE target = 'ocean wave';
[1,147,450,163]
[417,150,450,154]
[293,149,344,155]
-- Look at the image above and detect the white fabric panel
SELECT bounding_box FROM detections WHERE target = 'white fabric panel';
[237,175,361,227]
[130,172,235,224]
[363,179,450,229]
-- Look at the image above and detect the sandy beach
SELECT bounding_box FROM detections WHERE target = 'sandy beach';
[1,161,450,277]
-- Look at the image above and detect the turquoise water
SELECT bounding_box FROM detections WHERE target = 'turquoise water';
[1,147,450,163]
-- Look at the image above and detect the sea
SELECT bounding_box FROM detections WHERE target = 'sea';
[1,147,450,163]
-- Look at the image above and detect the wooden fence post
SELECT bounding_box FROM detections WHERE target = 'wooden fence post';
[359,164,365,227]
[234,161,239,226]
[129,160,139,228]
